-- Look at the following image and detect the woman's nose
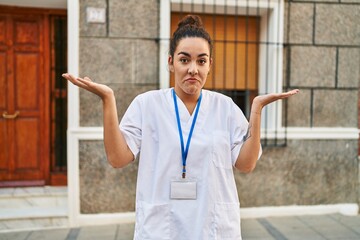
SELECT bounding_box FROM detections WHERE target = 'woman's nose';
[188,62,198,75]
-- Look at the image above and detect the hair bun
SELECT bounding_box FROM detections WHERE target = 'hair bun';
[178,15,203,29]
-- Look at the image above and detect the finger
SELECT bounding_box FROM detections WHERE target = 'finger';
[76,77,95,87]
[279,89,300,99]
[62,73,77,84]
[62,73,72,81]
[83,76,93,82]
[287,89,300,95]
[64,74,89,89]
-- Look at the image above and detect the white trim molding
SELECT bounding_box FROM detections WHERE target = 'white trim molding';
[67,0,79,227]
[262,127,360,140]
[240,203,359,219]
[67,127,136,227]
[67,0,80,129]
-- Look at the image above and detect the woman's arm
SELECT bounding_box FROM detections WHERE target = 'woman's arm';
[62,73,134,168]
[235,89,299,173]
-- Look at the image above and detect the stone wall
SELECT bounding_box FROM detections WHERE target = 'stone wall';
[77,0,359,213]
[79,0,159,127]
[285,2,359,128]
[236,139,358,207]
[78,0,158,213]
[259,0,360,207]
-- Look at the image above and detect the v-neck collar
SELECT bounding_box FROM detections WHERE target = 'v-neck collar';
[163,88,208,131]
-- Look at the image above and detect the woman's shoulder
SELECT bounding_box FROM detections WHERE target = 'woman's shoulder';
[132,88,171,105]
[203,89,233,104]
[134,88,168,98]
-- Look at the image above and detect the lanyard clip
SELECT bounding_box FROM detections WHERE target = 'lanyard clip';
[182,166,186,179]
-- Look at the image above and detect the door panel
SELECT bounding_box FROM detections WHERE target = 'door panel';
[15,53,39,110]
[0,17,5,44]
[0,53,6,109]
[15,119,39,170]
[14,20,39,45]
[0,121,8,170]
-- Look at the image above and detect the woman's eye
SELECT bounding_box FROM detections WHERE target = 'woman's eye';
[198,59,207,64]
[180,58,188,63]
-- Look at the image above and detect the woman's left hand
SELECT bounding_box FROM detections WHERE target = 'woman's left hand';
[252,89,299,111]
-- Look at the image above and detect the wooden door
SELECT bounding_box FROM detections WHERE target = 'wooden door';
[0,12,50,186]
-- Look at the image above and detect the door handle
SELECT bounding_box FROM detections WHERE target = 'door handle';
[2,111,20,119]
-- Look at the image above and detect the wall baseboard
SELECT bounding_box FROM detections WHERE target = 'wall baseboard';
[240,203,359,219]
[69,203,359,227]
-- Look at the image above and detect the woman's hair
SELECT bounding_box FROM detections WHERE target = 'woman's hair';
[169,15,213,60]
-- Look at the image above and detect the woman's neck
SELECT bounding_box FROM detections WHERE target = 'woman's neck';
[174,88,201,115]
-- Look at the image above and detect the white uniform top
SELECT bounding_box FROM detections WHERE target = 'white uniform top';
[120,88,258,240]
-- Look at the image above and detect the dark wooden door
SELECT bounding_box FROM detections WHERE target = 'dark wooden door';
[0,11,50,186]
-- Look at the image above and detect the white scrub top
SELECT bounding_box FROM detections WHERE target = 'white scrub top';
[120,88,257,240]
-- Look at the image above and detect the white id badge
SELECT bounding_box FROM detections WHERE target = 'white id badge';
[170,178,197,200]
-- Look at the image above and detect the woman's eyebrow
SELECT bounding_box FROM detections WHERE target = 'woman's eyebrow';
[177,52,209,58]
[198,53,209,57]
[177,51,191,57]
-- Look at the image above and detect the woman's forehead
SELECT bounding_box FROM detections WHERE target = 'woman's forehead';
[175,37,210,55]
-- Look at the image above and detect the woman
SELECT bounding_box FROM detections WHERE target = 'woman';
[63,15,298,240]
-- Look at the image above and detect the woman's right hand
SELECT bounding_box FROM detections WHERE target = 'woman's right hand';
[62,73,114,100]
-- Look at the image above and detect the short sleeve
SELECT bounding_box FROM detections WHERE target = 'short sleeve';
[230,103,262,166]
[230,103,248,165]
[119,95,142,158]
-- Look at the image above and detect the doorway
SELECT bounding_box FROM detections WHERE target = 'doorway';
[0,6,67,187]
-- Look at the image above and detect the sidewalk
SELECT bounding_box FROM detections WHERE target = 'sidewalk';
[0,213,359,240]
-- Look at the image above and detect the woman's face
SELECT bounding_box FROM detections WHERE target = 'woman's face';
[168,37,212,98]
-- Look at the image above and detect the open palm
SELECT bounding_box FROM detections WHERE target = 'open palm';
[253,89,299,109]
[62,73,113,100]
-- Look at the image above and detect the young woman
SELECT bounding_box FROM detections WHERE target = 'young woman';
[63,15,298,240]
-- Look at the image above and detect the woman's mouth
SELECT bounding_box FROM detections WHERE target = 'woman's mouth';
[185,78,199,83]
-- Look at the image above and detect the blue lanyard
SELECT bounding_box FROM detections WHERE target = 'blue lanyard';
[172,89,202,179]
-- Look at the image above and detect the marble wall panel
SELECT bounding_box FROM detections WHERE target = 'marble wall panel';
[134,40,159,85]
[109,0,159,38]
[290,46,336,87]
[79,38,133,85]
[79,140,138,213]
[80,38,159,85]
[313,90,358,127]
[285,89,311,127]
[235,139,358,207]
[338,48,360,88]
[80,83,157,126]
[315,4,360,46]
[288,3,313,44]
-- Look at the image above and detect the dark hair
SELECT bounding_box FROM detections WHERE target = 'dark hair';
[169,15,213,60]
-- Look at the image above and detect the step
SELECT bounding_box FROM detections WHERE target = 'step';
[0,206,67,220]
[0,187,69,232]
[0,186,67,198]
[0,186,67,209]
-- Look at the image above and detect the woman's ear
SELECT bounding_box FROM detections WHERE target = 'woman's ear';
[208,57,213,74]
[168,56,174,72]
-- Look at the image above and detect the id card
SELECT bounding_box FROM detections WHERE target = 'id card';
[170,178,197,200]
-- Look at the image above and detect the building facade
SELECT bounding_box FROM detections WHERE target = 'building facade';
[0,0,359,230]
